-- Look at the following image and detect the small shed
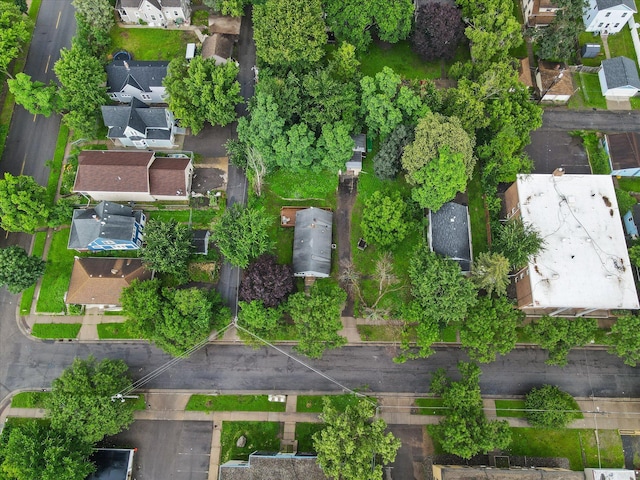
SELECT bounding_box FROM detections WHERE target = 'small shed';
[428,202,473,273]
[604,132,640,176]
[185,43,196,60]
[293,207,333,278]
[581,43,601,58]
[191,230,210,255]
[599,56,640,98]
[86,449,134,480]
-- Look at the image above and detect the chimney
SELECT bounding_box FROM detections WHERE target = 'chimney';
[553,168,565,177]
[123,60,130,71]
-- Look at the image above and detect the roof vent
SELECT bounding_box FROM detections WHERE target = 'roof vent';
[111,269,119,275]
[553,168,565,176]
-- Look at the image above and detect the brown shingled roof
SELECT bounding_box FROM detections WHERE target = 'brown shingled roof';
[74,150,153,194]
[66,257,152,306]
[538,61,574,97]
[149,157,190,196]
[606,132,640,171]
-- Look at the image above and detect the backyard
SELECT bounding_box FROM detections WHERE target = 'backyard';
[219,421,281,462]
[569,73,607,110]
[109,27,197,60]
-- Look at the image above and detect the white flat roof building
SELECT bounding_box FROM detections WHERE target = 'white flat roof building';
[504,173,639,317]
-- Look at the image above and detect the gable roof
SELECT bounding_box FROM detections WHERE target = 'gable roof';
[293,208,333,277]
[606,133,640,171]
[201,34,234,60]
[537,61,574,97]
[601,57,640,89]
[102,98,171,140]
[149,157,190,195]
[106,60,168,94]
[428,202,472,272]
[219,453,329,480]
[66,257,151,305]
[595,0,636,10]
[68,202,139,250]
[191,230,210,254]
[74,150,153,194]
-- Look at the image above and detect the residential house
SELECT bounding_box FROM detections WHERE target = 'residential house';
[66,258,152,309]
[106,60,168,104]
[68,202,146,252]
[219,452,329,480]
[603,132,640,176]
[623,203,640,237]
[115,0,191,26]
[585,469,637,480]
[73,150,193,202]
[433,465,585,480]
[102,98,183,149]
[583,0,636,34]
[599,56,640,98]
[201,34,235,65]
[535,62,574,104]
[522,0,560,27]
[293,207,333,278]
[428,202,473,273]
[504,172,639,317]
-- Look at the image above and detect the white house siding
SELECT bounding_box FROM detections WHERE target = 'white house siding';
[599,67,640,96]
[584,1,633,33]
[111,85,166,104]
[82,191,155,203]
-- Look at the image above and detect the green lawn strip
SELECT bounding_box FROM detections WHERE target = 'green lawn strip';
[130,394,147,410]
[618,176,640,192]
[19,231,48,315]
[495,399,527,418]
[220,421,281,462]
[97,323,142,340]
[295,422,324,454]
[607,26,636,60]
[146,208,220,226]
[578,131,610,174]
[192,10,209,25]
[507,428,623,470]
[186,394,287,412]
[439,325,458,342]
[36,228,75,313]
[46,125,70,203]
[509,0,527,58]
[468,169,489,253]
[570,73,607,110]
[31,323,81,339]
[109,27,196,60]
[296,394,365,413]
[415,398,449,415]
[11,391,50,408]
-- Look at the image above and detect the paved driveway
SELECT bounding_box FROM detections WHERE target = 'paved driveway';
[388,425,428,480]
[102,420,212,480]
[526,129,591,174]
[183,123,236,157]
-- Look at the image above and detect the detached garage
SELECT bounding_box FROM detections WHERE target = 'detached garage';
[599,56,640,98]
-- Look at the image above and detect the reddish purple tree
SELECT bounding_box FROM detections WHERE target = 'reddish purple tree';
[239,254,295,308]
[411,3,465,62]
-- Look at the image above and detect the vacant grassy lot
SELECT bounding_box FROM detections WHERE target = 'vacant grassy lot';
[11,391,50,408]
[495,399,527,418]
[569,73,607,110]
[296,394,365,413]
[220,421,281,462]
[31,323,81,339]
[186,395,286,412]
[36,228,75,313]
[296,422,324,453]
[415,398,448,415]
[97,323,141,340]
[20,231,48,315]
[146,208,220,228]
[109,27,196,60]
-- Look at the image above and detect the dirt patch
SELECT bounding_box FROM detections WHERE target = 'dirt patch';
[337,175,358,316]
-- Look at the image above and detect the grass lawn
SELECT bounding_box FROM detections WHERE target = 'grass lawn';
[31,323,81,339]
[20,231,48,315]
[296,394,365,413]
[296,422,324,454]
[191,10,209,25]
[11,391,50,408]
[467,169,489,254]
[415,398,448,415]
[46,125,69,204]
[507,428,624,470]
[97,323,142,339]
[186,395,287,412]
[130,394,147,410]
[146,208,220,228]
[220,421,281,462]
[578,31,606,67]
[357,324,406,342]
[618,176,640,192]
[578,131,609,174]
[36,228,75,313]
[630,96,640,110]
[607,26,636,60]
[569,73,607,110]
[495,399,527,418]
[109,27,197,60]
[359,40,443,80]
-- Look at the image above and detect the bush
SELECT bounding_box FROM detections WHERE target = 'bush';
[525,385,580,428]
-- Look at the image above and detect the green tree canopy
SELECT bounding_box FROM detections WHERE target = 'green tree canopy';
[0,173,50,233]
[8,73,60,117]
[460,296,522,363]
[525,316,598,366]
[470,251,511,297]
[430,362,511,459]
[212,203,272,268]
[314,397,401,480]
[373,124,414,180]
[204,0,249,16]
[0,1,31,77]
[492,220,544,270]
[608,313,640,366]
[46,356,136,444]
[237,300,283,344]
[253,0,326,69]
[287,281,347,358]
[524,384,580,428]
[531,0,586,61]
[0,246,46,294]
[71,0,114,33]
[164,57,242,134]
[140,219,193,283]
[361,191,410,249]
[0,420,95,480]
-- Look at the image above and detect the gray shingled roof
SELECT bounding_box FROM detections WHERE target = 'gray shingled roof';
[352,134,366,152]
[595,0,636,11]
[219,453,329,480]
[106,60,168,94]
[68,202,141,250]
[429,202,472,272]
[601,56,640,89]
[293,208,333,277]
[102,98,171,139]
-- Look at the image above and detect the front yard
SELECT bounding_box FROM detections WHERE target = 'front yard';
[109,27,197,60]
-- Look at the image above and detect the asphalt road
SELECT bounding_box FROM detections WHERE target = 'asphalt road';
[1,0,74,185]
[543,108,640,132]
